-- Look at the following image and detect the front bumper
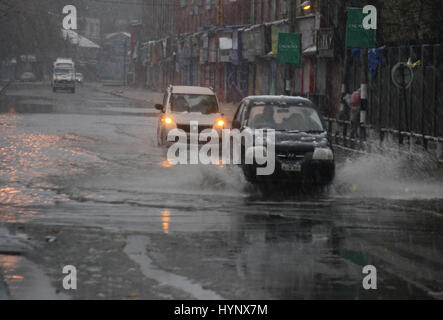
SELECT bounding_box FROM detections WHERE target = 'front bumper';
[242,159,335,185]
[53,81,75,89]
[163,125,224,145]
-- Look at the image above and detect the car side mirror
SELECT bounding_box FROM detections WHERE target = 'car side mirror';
[155,104,165,112]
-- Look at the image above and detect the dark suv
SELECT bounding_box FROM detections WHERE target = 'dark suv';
[232,96,335,186]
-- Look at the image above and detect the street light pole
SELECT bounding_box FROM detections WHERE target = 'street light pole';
[123,39,128,86]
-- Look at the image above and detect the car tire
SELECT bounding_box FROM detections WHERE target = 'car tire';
[241,165,256,182]
[157,126,164,146]
[157,131,162,146]
[160,129,167,146]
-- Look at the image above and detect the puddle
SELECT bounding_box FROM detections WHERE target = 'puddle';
[0,96,54,114]
[0,254,70,300]
[124,235,224,300]
[0,226,69,300]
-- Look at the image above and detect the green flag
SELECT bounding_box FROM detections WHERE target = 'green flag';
[346,8,376,48]
[277,33,301,67]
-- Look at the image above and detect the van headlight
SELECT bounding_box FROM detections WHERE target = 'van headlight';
[312,147,334,160]
[216,119,225,128]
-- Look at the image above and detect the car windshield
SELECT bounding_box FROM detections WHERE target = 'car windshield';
[55,69,73,75]
[247,104,324,132]
[56,63,73,68]
[170,94,219,114]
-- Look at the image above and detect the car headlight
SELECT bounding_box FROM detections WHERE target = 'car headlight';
[312,147,334,160]
[162,117,174,125]
[216,119,225,128]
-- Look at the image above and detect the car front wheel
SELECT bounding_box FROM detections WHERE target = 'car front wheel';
[157,126,165,146]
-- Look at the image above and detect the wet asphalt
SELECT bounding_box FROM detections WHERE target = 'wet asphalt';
[0,82,442,300]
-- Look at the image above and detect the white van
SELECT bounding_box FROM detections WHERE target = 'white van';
[52,58,76,93]
[155,85,225,146]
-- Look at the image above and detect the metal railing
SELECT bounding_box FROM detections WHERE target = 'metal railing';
[324,116,443,163]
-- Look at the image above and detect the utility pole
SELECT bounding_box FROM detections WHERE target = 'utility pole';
[123,38,128,86]
[285,0,296,95]
[339,1,349,121]
[360,48,368,142]
[216,0,223,26]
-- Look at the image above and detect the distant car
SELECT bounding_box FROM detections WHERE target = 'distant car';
[75,73,84,84]
[20,72,36,82]
[231,96,335,187]
[155,85,225,146]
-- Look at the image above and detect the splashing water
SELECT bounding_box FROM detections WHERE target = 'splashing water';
[332,152,443,200]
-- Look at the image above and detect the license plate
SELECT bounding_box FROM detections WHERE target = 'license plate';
[281,162,302,172]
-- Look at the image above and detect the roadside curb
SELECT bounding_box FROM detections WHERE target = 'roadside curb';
[0,275,8,299]
[85,83,162,104]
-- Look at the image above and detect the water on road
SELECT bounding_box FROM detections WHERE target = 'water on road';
[0,83,442,299]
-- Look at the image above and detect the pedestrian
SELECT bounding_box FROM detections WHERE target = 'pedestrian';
[350,89,361,138]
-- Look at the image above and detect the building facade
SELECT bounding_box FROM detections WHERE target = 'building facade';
[136,0,343,115]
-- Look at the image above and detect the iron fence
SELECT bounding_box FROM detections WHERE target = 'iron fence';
[323,43,443,162]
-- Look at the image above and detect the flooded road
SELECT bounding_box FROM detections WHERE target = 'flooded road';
[0,83,442,299]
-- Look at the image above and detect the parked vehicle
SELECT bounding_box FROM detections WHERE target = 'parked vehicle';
[155,85,225,146]
[232,96,335,187]
[19,72,36,82]
[52,58,76,93]
[75,73,84,84]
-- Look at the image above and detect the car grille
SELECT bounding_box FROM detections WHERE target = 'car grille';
[56,80,72,84]
[276,151,306,160]
[275,144,314,161]
[176,124,213,133]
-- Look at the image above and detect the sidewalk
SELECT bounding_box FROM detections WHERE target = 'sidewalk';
[89,83,238,121]
[0,225,31,300]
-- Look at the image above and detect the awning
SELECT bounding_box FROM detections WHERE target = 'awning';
[303,45,317,56]
[62,29,100,49]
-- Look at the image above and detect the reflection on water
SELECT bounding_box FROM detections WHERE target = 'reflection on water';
[0,113,96,217]
[0,205,37,223]
[0,255,23,292]
[0,187,21,202]
[161,210,171,234]
[0,253,69,300]
[161,159,174,168]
